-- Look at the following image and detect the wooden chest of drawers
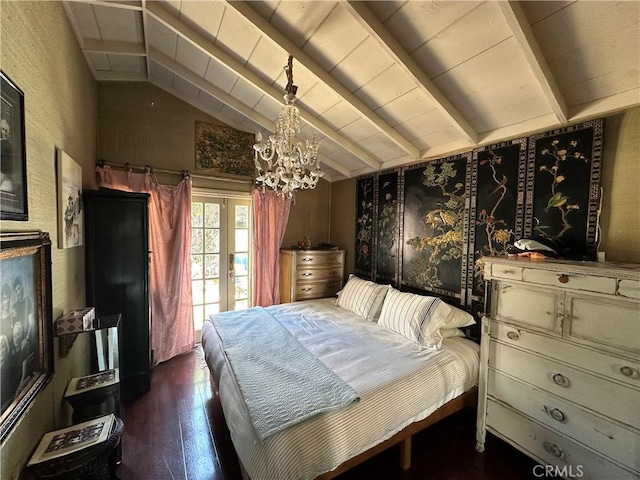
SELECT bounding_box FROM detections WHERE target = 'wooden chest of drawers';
[279,248,345,303]
[476,257,640,479]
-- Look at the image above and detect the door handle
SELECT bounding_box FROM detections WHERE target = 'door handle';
[229,253,235,277]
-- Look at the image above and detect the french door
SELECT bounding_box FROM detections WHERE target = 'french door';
[191,192,252,339]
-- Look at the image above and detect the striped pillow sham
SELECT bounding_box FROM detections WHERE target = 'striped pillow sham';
[378,287,460,349]
[335,275,388,322]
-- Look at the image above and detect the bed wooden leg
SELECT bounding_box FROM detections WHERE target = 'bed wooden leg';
[400,437,412,470]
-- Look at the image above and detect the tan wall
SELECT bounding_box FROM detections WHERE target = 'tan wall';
[599,107,640,262]
[281,179,332,249]
[329,178,357,277]
[1,2,97,478]
[98,82,332,248]
[330,108,640,273]
[98,82,253,193]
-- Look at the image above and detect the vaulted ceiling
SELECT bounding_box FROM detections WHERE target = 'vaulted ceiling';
[62,1,640,181]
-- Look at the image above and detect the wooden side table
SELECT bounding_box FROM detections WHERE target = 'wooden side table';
[26,416,123,480]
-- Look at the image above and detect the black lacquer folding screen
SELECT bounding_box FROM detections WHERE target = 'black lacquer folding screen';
[400,153,472,307]
[354,174,375,280]
[354,119,604,318]
[374,169,401,285]
[525,120,603,261]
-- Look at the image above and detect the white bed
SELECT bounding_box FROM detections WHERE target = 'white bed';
[202,292,479,480]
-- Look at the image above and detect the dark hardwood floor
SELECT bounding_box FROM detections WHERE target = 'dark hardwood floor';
[117,348,544,480]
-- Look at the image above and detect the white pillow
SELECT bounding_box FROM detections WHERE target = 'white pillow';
[441,303,475,329]
[441,328,465,339]
[377,288,472,349]
[336,275,388,322]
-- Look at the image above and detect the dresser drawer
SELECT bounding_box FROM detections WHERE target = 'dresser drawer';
[489,341,640,429]
[489,370,640,471]
[490,263,523,281]
[295,281,342,300]
[523,268,616,295]
[296,267,342,283]
[492,321,640,389]
[492,282,563,335]
[487,400,639,480]
[618,279,640,300]
[565,293,640,356]
[295,251,344,267]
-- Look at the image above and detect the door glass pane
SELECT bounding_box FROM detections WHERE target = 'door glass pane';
[204,279,220,304]
[235,205,248,228]
[205,203,220,228]
[205,229,219,253]
[192,202,203,228]
[204,254,219,278]
[205,303,220,319]
[235,276,248,300]
[235,253,248,276]
[235,229,248,252]
[192,279,204,305]
[192,255,203,280]
[191,229,203,253]
[234,300,248,311]
[193,307,205,332]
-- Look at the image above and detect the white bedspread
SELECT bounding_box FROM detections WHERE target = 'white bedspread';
[202,298,479,480]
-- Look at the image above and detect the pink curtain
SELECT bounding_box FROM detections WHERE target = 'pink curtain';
[96,166,194,364]
[252,188,292,306]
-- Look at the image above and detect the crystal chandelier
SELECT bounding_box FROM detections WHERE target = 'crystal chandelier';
[254,56,322,197]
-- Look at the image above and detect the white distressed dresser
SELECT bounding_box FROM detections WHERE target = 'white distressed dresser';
[279,248,345,303]
[476,257,640,479]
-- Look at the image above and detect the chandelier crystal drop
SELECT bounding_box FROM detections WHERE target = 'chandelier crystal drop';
[254,55,322,198]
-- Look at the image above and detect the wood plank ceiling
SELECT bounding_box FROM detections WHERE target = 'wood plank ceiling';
[63,0,640,181]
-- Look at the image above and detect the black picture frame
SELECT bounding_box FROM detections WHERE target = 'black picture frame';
[1,71,28,221]
[1,231,53,442]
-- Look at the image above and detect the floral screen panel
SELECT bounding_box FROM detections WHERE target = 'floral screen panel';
[468,139,527,319]
[374,170,401,285]
[525,119,603,261]
[400,153,472,306]
[355,174,375,280]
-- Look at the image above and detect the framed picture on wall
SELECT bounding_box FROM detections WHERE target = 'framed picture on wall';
[1,71,28,221]
[56,149,83,249]
[0,231,53,442]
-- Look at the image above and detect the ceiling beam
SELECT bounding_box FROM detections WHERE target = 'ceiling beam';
[149,50,351,178]
[83,39,145,56]
[71,0,143,11]
[225,0,420,160]
[141,0,152,80]
[343,1,478,147]
[498,1,568,124]
[94,71,147,81]
[144,1,381,172]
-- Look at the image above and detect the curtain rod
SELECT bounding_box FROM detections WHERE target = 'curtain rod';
[97,160,254,184]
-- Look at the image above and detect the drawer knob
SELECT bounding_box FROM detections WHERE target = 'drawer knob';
[302,272,314,277]
[301,287,313,292]
[502,269,515,274]
[552,373,570,387]
[558,274,569,283]
[543,442,566,460]
[507,331,520,341]
[329,271,337,275]
[619,366,638,378]
[544,406,567,423]
[302,257,314,262]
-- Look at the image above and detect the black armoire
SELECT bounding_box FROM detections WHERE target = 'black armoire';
[84,189,151,398]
